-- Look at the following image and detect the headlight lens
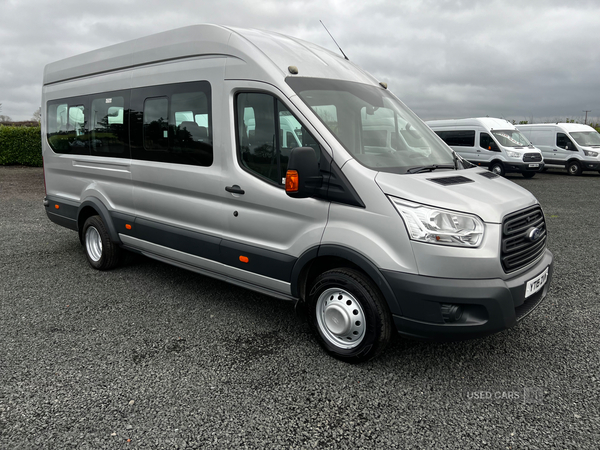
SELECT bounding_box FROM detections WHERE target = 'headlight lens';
[389,197,484,247]
[506,151,521,159]
[583,150,598,157]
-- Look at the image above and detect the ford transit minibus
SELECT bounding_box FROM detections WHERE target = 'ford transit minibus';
[427,118,544,178]
[516,123,600,175]
[42,25,553,362]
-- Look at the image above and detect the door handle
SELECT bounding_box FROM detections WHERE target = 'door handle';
[225,185,245,195]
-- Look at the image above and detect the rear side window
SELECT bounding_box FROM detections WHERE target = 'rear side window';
[131,81,213,166]
[236,92,320,185]
[47,99,89,155]
[435,130,476,147]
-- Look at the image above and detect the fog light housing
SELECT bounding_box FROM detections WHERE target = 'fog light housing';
[441,304,463,323]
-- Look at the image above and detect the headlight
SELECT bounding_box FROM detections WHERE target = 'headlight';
[389,197,484,247]
[506,151,521,159]
[583,150,598,157]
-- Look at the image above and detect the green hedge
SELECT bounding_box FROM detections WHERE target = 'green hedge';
[0,125,43,166]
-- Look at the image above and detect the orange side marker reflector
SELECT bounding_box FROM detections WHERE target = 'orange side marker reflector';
[285,170,299,193]
[125,224,132,230]
[239,256,249,263]
[54,204,59,209]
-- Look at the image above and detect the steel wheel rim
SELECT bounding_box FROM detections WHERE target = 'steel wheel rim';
[316,287,366,349]
[85,226,102,262]
[569,164,578,175]
[491,165,503,175]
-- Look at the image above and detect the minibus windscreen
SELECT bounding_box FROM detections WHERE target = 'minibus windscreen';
[570,131,600,147]
[491,130,532,148]
[286,77,456,174]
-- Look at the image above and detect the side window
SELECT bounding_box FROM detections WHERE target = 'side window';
[131,81,213,166]
[236,92,320,185]
[436,130,475,147]
[47,100,89,155]
[90,94,129,157]
[171,90,213,166]
[480,132,494,150]
[557,133,575,151]
[144,97,169,151]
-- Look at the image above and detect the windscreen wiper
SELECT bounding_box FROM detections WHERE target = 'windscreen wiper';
[406,164,456,174]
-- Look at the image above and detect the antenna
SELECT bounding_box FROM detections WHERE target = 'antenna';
[320,20,349,60]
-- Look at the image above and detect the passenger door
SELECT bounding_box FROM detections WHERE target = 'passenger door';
[479,131,499,165]
[555,132,577,163]
[219,83,330,294]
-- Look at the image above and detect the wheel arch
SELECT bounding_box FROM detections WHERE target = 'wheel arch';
[77,198,121,245]
[290,244,402,316]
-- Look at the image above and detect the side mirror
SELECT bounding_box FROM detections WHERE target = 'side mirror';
[285,147,322,198]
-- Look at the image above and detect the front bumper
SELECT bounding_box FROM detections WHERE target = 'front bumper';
[503,161,545,173]
[382,249,553,341]
[581,161,600,170]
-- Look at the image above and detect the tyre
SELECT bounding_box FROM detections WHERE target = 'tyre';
[307,268,392,363]
[522,172,536,178]
[82,215,121,270]
[567,161,582,176]
[490,162,505,177]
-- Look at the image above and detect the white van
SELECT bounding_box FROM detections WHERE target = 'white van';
[516,123,600,176]
[426,118,544,178]
[42,25,553,362]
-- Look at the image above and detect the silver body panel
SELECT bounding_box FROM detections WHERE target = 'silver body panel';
[42,24,552,328]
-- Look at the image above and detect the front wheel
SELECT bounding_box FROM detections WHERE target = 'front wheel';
[522,172,536,178]
[567,161,582,176]
[490,162,505,177]
[82,215,121,270]
[307,269,392,363]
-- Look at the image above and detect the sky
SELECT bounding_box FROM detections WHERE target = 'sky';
[1,0,599,123]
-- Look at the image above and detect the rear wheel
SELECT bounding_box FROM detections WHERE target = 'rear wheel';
[567,161,582,176]
[307,268,392,363]
[522,172,536,178]
[82,215,121,270]
[490,162,505,177]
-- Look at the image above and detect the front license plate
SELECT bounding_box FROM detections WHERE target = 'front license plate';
[525,267,549,298]
[529,163,540,168]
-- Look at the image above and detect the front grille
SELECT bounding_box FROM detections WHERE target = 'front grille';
[523,153,542,162]
[501,206,547,273]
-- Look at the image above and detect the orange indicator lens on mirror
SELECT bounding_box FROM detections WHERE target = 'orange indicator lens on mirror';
[125,224,132,230]
[239,256,249,263]
[54,204,59,209]
[285,170,299,193]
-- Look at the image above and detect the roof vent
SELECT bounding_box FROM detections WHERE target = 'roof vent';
[379,81,388,89]
[428,176,474,186]
[288,66,298,75]
[479,171,499,179]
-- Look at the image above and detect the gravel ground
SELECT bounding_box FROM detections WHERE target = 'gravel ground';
[1,165,599,449]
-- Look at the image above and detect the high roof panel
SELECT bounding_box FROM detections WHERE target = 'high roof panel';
[43,24,379,87]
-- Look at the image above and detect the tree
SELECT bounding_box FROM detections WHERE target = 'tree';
[0,114,12,123]
[32,107,41,124]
